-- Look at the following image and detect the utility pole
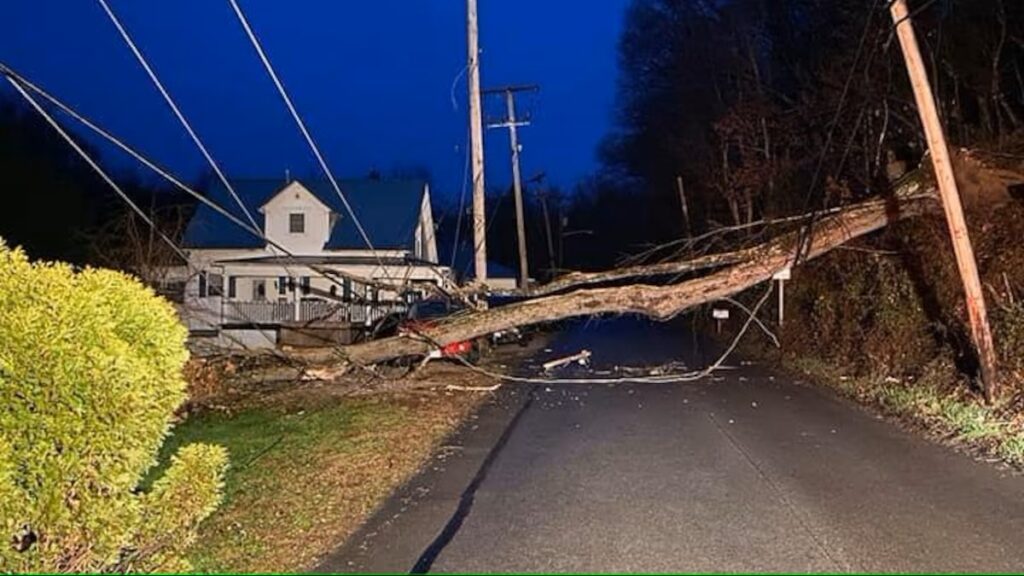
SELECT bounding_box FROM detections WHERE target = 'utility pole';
[485,84,538,292]
[538,190,557,275]
[466,0,487,284]
[890,0,999,401]
[676,176,692,238]
[529,172,557,276]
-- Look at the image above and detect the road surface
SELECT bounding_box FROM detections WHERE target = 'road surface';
[318,319,1024,573]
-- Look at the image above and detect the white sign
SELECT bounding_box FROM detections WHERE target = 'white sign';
[712,309,730,320]
[773,268,792,281]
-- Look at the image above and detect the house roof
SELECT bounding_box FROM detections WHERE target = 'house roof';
[214,254,436,267]
[182,178,426,250]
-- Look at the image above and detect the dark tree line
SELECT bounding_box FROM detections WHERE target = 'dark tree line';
[554,0,1024,270]
[0,96,199,266]
[0,98,111,263]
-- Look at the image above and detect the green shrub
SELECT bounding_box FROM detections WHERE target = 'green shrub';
[0,239,227,573]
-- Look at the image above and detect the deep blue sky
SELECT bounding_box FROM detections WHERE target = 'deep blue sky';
[3,1,630,202]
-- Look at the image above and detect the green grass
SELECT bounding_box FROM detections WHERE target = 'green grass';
[142,390,482,573]
[145,399,398,571]
[783,355,1024,467]
[146,401,386,503]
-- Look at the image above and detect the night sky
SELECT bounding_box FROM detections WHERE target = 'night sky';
[3,1,630,201]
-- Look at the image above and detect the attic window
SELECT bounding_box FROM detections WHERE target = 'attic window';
[289,212,305,234]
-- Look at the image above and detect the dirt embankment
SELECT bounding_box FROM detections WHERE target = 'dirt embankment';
[746,149,1024,465]
[781,152,1024,393]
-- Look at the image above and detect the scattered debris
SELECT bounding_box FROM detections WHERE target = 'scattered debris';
[446,382,502,392]
[542,349,593,372]
[646,361,690,376]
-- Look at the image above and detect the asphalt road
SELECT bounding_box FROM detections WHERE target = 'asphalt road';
[318,319,1024,573]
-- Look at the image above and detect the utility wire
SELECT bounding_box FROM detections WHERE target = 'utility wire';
[794,0,883,263]
[0,63,263,246]
[97,0,398,310]
[449,64,474,268]
[95,0,261,234]
[443,282,776,385]
[0,62,405,314]
[451,128,472,269]
[7,77,189,265]
[6,76,300,352]
[226,0,392,282]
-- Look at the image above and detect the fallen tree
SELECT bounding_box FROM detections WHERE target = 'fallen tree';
[331,179,939,369]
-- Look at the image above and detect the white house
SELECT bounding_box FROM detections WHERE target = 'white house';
[177,177,450,347]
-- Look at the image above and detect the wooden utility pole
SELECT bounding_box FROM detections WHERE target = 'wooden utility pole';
[538,190,557,275]
[890,0,999,401]
[466,0,488,284]
[676,176,692,238]
[485,84,538,292]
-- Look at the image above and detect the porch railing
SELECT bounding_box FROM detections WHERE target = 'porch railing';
[223,300,406,326]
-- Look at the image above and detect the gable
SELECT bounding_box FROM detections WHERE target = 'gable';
[259,181,331,214]
[182,178,428,251]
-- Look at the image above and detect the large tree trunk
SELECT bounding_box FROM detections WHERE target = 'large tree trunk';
[529,249,748,297]
[335,189,937,369]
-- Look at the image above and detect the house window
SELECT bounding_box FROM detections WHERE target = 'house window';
[330,285,337,298]
[208,274,224,297]
[300,276,311,296]
[278,276,287,295]
[343,279,352,302]
[227,276,237,299]
[198,272,207,298]
[254,279,267,301]
[289,212,305,234]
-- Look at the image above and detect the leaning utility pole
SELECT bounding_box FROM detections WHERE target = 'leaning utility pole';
[485,84,538,292]
[466,0,488,284]
[890,0,999,401]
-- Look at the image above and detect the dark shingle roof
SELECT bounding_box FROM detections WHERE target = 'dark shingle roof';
[182,178,425,250]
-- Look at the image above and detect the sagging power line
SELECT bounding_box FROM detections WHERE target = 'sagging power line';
[0,62,424,301]
[95,0,261,235]
[226,0,395,284]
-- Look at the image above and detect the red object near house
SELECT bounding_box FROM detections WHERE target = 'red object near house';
[398,300,477,360]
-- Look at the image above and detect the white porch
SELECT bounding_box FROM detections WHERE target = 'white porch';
[220,299,407,326]
[178,255,452,337]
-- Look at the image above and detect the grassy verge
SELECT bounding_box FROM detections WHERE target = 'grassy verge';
[147,386,487,572]
[778,353,1024,467]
